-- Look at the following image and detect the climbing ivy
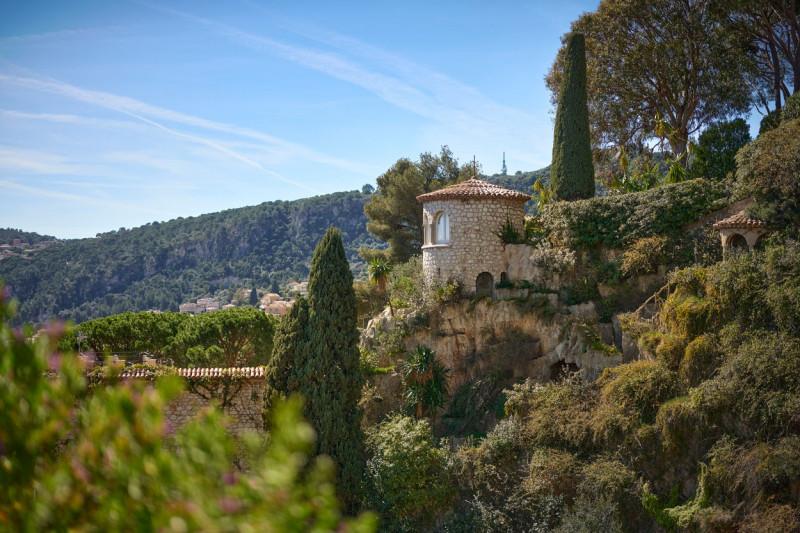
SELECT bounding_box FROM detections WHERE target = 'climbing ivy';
[541,179,727,250]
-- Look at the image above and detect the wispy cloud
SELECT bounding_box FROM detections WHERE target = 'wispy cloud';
[157,6,549,168]
[0,146,102,176]
[0,26,124,45]
[0,109,145,131]
[0,179,164,215]
[0,72,370,190]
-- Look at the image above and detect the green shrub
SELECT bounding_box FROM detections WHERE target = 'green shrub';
[577,457,638,525]
[364,415,454,532]
[596,361,679,425]
[679,334,719,386]
[526,447,581,499]
[620,235,670,277]
[655,396,706,459]
[705,436,800,512]
[495,217,526,245]
[445,372,507,436]
[661,294,713,339]
[736,118,800,227]
[541,178,726,250]
[766,278,800,336]
[553,494,623,533]
[507,379,596,454]
[781,91,800,123]
[434,280,463,304]
[693,331,800,439]
[654,334,688,372]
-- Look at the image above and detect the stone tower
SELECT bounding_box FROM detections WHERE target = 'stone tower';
[416,179,530,295]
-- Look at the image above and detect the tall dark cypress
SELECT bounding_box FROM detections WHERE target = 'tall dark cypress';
[551,32,595,201]
[262,228,364,514]
[262,295,309,429]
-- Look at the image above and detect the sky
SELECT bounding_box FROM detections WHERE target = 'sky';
[0,0,603,239]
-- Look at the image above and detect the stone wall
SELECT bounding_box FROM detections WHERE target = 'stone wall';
[422,197,526,293]
[164,379,265,436]
[118,373,266,437]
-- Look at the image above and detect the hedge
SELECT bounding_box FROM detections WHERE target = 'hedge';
[541,179,727,250]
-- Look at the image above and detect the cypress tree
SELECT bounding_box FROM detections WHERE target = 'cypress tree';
[262,228,364,513]
[262,295,309,429]
[550,32,595,201]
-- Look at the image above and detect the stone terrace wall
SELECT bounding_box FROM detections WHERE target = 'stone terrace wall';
[163,379,265,437]
[121,367,266,437]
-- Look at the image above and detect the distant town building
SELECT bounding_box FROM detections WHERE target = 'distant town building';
[179,298,222,314]
[263,300,293,316]
[260,293,283,305]
[286,281,308,297]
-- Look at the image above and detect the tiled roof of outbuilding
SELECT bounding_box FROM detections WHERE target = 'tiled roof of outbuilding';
[122,366,265,379]
[416,179,531,202]
[713,210,769,230]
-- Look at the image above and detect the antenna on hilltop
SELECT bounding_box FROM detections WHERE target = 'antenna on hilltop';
[501,152,507,175]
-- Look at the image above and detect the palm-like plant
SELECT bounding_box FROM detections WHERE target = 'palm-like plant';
[402,346,450,423]
[368,258,393,292]
[368,258,394,315]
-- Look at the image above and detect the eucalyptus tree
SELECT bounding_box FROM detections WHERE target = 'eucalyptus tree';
[546,0,752,164]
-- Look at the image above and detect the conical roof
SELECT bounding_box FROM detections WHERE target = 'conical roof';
[416,179,531,203]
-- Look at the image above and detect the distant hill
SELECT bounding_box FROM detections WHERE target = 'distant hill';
[0,191,382,325]
[0,228,57,245]
[483,166,550,213]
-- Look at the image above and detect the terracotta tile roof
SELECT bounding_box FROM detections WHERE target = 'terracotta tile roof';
[122,366,265,379]
[416,179,531,202]
[713,210,769,230]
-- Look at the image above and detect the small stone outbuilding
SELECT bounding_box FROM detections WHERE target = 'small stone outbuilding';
[417,179,530,295]
[713,210,771,253]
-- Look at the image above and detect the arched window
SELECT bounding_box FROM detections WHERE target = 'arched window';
[435,212,450,244]
[422,213,430,245]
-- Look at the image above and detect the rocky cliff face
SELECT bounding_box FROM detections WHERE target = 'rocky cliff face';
[360,297,624,428]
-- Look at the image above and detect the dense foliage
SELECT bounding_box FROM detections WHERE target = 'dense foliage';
[688,118,751,180]
[0,290,376,532]
[736,118,800,227]
[263,228,365,513]
[550,32,595,201]
[0,191,380,325]
[546,0,751,161]
[402,345,450,421]
[436,239,800,532]
[541,178,727,249]
[364,415,454,532]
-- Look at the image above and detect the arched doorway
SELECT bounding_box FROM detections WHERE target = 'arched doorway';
[726,233,748,251]
[476,272,493,297]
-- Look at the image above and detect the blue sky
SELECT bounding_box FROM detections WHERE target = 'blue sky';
[2,0,601,238]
